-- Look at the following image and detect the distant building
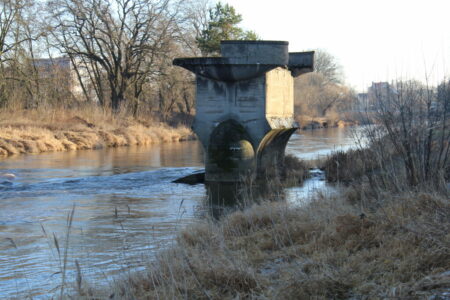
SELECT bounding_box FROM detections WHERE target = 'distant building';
[34,56,90,100]
[34,56,71,68]
[368,82,397,101]
[356,92,368,111]
[367,82,397,110]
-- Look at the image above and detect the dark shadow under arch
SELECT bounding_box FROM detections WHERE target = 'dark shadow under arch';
[206,119,255,182]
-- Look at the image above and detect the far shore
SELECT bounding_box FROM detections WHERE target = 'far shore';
[0,108,360,159]
[0,108,195,157]
[296,114,361,130]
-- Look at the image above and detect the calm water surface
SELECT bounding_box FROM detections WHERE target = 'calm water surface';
[0,127,359,298]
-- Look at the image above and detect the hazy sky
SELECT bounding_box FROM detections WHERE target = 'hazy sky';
[222,0,450,91]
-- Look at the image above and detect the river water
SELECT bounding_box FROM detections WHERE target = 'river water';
[0,127,359,298]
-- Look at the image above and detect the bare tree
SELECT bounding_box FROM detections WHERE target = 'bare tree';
[173,0,210,56]
[293,49,353,124]
[49,0,182,112]
[364,79,450,187]
[0,0,27,63]
[0,0,48,107]
[314,49,343,84]
[294,72,355,119]
[157,64,194,121]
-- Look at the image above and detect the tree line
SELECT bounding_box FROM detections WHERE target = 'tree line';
[0,0,258,118]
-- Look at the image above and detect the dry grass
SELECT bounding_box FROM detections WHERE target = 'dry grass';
[0,106,195,156]
[74,188,449,299]
[321,148,381,184]
[283,154,310,184]
[322,142,449,194]
[241,155,311,204]
[262,154,311,186]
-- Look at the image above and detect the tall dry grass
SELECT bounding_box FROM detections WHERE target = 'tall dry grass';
[72,189,449,299]
[0,105,194,156]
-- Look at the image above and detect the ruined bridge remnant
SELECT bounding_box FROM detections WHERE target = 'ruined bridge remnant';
[173,41,314,182]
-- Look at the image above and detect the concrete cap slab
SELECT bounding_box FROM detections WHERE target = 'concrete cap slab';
[288,51,315,77]
[220,40,289,65]
[173,57,281,81]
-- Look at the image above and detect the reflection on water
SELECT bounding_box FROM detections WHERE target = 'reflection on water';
[285,168,341,206]
[205,182,243,218]
[286,126,362,160]
[204,181,283,219]
[0,127,359,298]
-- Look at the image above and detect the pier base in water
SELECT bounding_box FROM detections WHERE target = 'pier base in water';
[173,40,314,182]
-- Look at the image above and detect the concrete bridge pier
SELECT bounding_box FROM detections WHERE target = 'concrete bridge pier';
[257,128,298,176]
[173,40,314,182]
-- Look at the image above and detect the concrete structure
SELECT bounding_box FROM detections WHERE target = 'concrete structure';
[174,41,314,182]
[356,93,369,111]
[367,82,398,111]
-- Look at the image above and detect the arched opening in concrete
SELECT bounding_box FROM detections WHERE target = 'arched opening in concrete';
[206,119,255,182]
[256,128,297,177]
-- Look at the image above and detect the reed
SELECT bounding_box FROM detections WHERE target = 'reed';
[0,106,194,156]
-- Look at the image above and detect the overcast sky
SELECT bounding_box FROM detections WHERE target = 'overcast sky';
[222,0,450,91]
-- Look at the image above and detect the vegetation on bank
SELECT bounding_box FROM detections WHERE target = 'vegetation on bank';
[72,188,448,299]
[324,80,450,188]
[0,106,194,156]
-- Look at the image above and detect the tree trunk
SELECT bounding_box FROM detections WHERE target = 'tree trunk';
[111,90,120,112]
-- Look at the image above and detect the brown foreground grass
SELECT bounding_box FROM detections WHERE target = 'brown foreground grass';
[0,107,194,156]
[74,187,449,299]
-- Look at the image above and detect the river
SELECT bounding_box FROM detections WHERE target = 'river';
[0,127,359,298]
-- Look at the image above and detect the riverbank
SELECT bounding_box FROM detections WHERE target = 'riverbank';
[80,187,449,299]
[0,107,195,156]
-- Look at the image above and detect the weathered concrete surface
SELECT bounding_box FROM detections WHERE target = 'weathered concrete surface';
[288,51,315,77]
[266,67,294,120]
[172,57,280,81]
[173,40,314,182]
[221,40,289,64]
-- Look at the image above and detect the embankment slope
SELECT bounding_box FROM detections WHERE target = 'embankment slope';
[0,109,194,156]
